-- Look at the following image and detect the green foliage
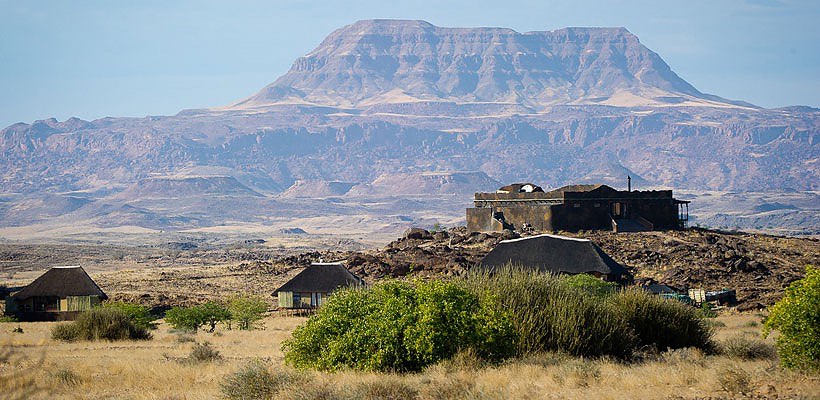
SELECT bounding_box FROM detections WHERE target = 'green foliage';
[610,288,714,352]
[50,308,151,341]
[559,274,617,297]
[462,267,714,359]
[283,280,517,372]
[220,360,299,400]
[227,295,268,331]
[699,302,718,318]
[164,301,231,333]
[164,306,204,332]
[103,301,157,330]
[0,316,19,323]
[763,265,820,371]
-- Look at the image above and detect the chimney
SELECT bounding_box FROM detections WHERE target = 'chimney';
[627,175,632,192]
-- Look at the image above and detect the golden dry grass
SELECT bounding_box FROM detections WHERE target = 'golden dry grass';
[1,313,818,400]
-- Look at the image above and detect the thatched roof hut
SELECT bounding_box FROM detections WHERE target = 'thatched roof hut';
[477,234,631,283]
[5,266,107,321]
[273,262,363,309]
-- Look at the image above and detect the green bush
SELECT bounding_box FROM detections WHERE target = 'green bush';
[220,360,300,400]
[560,274,617,296]
[227,295,268,331]
[103,301,157,330]
[462,268,636,358]
[764,265,820,371]
[51,308,151,341]
[610,289,714,352]
[164,306,204,332]
[283,280,516,372]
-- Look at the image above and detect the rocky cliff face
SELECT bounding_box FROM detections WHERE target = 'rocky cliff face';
[236,20,720,110]
[0,20,817,233]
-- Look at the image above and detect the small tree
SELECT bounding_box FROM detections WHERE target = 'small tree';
[764,266,820,371]
[165,306,205,332]
[199,301,231,333]
[228,295,268,330]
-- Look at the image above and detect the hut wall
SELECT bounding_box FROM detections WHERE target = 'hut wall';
[65,295,99,311]
[278,292,294,308]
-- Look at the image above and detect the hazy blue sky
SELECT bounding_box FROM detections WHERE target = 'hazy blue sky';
[1,0,818,127]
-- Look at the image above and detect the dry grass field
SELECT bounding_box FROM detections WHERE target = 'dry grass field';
[1,312,818,400]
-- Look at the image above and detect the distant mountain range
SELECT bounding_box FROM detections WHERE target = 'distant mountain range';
[0,20,817,236]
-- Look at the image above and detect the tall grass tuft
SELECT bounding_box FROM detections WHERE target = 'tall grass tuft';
[220,359,301,400]
[461,266,715,359]
[51,308,151,342]
[609,288,714,353]
[461,267,636,359]
[719,335,777,360]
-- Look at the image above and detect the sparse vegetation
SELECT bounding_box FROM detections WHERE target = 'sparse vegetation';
[0,316,18,323]
[763,265,820,371]
[188,341,222,363]
[220,359,300,400]
[50,307,151,341]
[49,367,81,386]
[1,313,817,399]
[719,335,777,360]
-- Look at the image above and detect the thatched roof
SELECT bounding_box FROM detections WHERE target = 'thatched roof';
[477,234,630,281]
[12,266,107,300]
[273,262,364,295]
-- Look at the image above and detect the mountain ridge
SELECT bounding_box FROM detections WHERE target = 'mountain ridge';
[0,19,817,236]
[229,20,752,112]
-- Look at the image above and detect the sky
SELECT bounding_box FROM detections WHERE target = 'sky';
[1,0,818,127]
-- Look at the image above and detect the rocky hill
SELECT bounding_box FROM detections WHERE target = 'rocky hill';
[273,227,819,308]
[0,20,817,235]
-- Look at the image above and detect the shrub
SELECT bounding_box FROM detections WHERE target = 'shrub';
[227,295,268,331]
[283,280,516,372]
[718,365,751,396]
[0,316,19,323]
[719,335,777,360]
[763,265,820,371]
[103,301,157,330]
[51,324,79,341]
[560,274,617,297]
[199,301,231,332]
[165,306,204,332]
[349,379,419,400]
[51,308,151,341]
[49,368,81,386]
[462,268,636,359]
[220,360,300,400]
[166,301,232,333]
[610,288,714,352]
[188,342,222,363]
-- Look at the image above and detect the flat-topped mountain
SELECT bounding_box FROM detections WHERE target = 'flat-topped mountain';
[0,20,817,235]
[233,20,743,111]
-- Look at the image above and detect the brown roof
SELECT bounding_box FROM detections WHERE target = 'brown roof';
[477,234,631,282]
[11,266,107,300]
[272,263,364,295]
